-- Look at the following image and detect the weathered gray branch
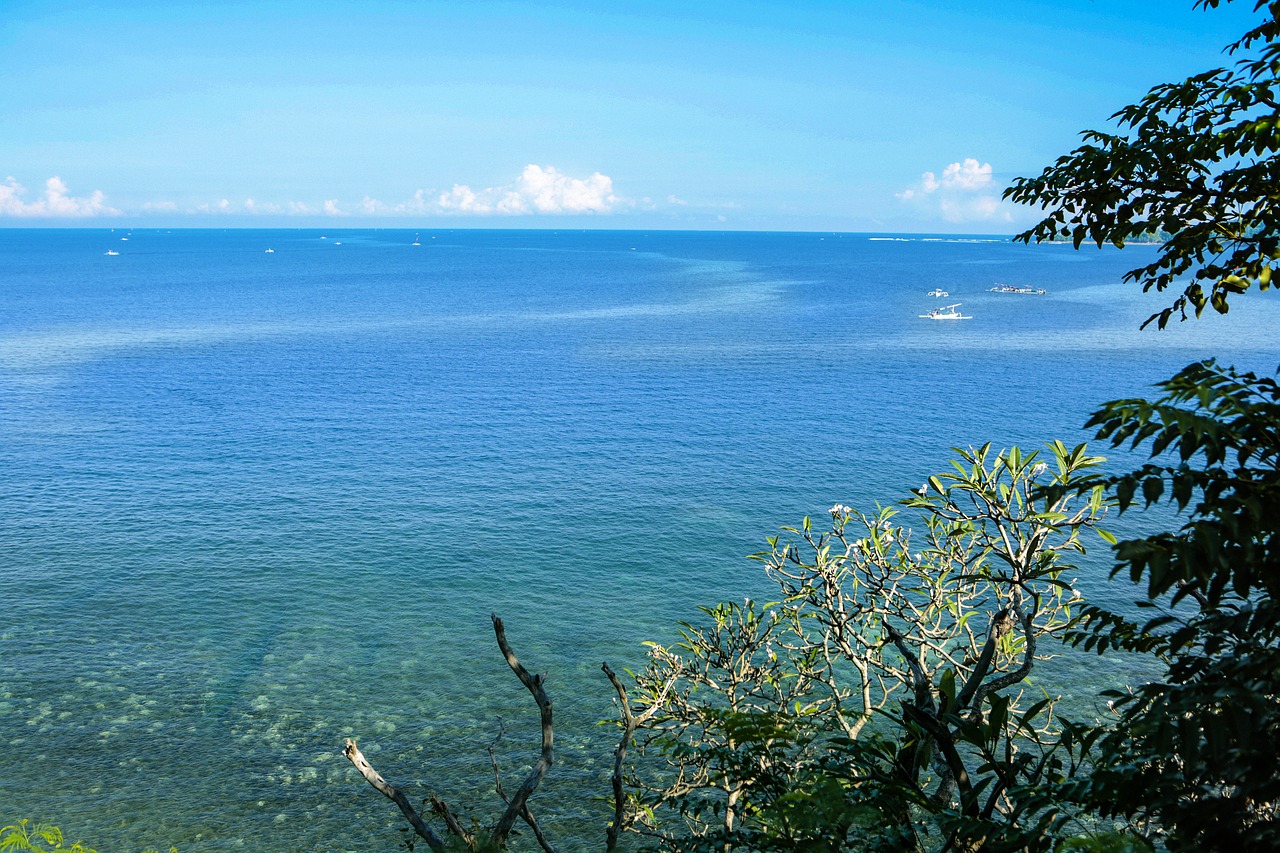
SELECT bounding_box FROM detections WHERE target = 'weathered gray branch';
[341,738,447,853]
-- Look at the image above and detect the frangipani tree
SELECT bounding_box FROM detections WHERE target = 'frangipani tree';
[622,442,1111,851]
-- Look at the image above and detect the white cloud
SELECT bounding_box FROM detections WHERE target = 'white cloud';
[518,164,620,213]
[0,176,119,218]
[437,165,628,216]
[193,198,234,214]
[940,158,992,190]
[438,183,489,213]
[244,198,283,214]
[896,158,1010,224]
[322,199,345,216]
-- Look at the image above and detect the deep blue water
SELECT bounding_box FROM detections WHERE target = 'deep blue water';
[1,229,1277,851]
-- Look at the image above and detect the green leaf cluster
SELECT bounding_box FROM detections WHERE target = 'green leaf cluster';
[1066,360,1280,852]
[1004,0,1280,328]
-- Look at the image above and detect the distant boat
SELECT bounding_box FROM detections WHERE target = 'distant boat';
[919,303,971,320]
[265,248,275,253]
[412,234,421,246]
[120,237,128,241]
[989,282,1046,295]
[105,250,119,256]
[927,288,949,297]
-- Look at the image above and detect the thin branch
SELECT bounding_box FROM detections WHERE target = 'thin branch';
[429,794,474,847]
[484,721,555,853]
[490,613,555,848]
[602,660,677,852]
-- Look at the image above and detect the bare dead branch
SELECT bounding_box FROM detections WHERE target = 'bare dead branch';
[490,613,555,848]
[341,738,447,853]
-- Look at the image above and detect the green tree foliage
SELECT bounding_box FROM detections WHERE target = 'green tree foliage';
[1068,360,1280,851]
[0,822,95,853]
[0,821,174,853]
[1004,0,1280,328]
[1004,2,1280,843]
[621,443,1112,850]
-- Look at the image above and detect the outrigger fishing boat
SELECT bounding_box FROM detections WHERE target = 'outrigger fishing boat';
[989,282,1046,294]
[919,303,971,320]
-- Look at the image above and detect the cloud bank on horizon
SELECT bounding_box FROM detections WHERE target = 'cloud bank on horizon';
[1,160,1026,227]
[0,165,639,221]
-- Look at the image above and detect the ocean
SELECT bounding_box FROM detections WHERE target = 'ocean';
[1,228,1276,850]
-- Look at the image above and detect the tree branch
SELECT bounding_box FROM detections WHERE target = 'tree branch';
[602,660,678,851]
[487,719,556,853]
[341,738,447,853]
[490,613,555,848]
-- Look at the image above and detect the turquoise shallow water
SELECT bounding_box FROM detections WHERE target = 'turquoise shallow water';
[1,229,1277,850]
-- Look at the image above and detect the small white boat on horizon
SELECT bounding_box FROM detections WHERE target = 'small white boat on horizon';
[919,303,971,320]
[105,249,119,256]
[265,248,275,253]
[927,288,949,298]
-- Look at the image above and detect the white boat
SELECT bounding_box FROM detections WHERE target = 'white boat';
[919,303,971,320]
[265,248,275,253]
[105,249,119,256]
[927,288,949,297]
[989,282,1046,295]
[412,234,421,246]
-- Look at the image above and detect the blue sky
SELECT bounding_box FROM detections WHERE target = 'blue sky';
[0,0,1262,231]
